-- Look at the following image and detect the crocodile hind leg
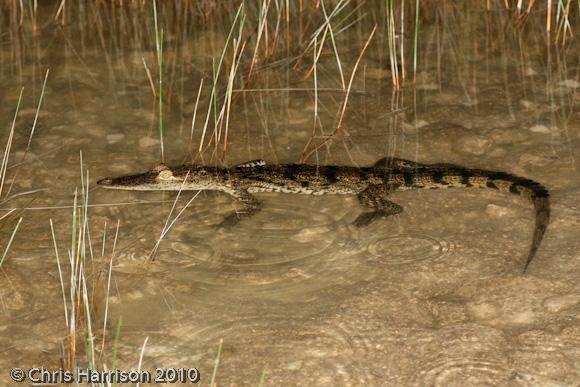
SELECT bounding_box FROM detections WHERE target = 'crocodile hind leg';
[217,187,262,228]
[353,184,402,227]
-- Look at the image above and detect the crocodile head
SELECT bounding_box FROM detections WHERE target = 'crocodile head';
[98,163,226,191]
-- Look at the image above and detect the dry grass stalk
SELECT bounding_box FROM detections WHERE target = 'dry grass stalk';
[301,24,377,162]
[142,57,157,97]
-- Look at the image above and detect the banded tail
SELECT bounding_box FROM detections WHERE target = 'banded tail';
[389,163,550,273]
[460,168,549,273]
[528,196,550,272]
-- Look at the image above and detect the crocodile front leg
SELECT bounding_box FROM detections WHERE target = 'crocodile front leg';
[217,187,262,228]
[353,184,403,227]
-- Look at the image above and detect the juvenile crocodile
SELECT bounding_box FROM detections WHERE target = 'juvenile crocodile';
[97,157,550,272]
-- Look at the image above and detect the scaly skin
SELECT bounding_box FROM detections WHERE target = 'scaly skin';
[98,157,550,272]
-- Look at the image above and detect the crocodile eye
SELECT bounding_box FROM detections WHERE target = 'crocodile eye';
[153,163,169,172]
[157,169,175,181]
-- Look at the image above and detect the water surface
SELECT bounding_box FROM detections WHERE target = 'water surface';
[0,2,579,386]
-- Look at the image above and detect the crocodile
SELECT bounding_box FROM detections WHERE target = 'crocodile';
[97,157,550,272]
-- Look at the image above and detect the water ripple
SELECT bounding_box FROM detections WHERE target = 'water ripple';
[409,357,512,386]
[511,328,580,383]
[158,200,373,296]
[404,324,512,386]
[367,231,455,265]
[166,313,378,384]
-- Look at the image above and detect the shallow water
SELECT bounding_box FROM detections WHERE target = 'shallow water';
[0,2,579,386]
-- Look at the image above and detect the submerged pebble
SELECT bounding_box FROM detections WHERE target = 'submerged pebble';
[485,204,513,218]
[519,153,551,167]
[402,119,428,134]
[455,134,491,156]
[416,82,439,91]
[558,79,580,89]
[286,109,312,126]
[467,301,501,321]
[139,136,160,147]
[106,133,126,143]
[467,301,538,326]
[529,124,552,134]
[487,147,507,158]
[489,128,529,144]
[543,294,580,313]
[365,67,389,80]
[291,226,330,242]
[519,99,537,110]
[285,360,303,370]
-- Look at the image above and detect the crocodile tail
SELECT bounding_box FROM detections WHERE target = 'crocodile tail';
[482,172,549,273]
[524,195,550,273]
